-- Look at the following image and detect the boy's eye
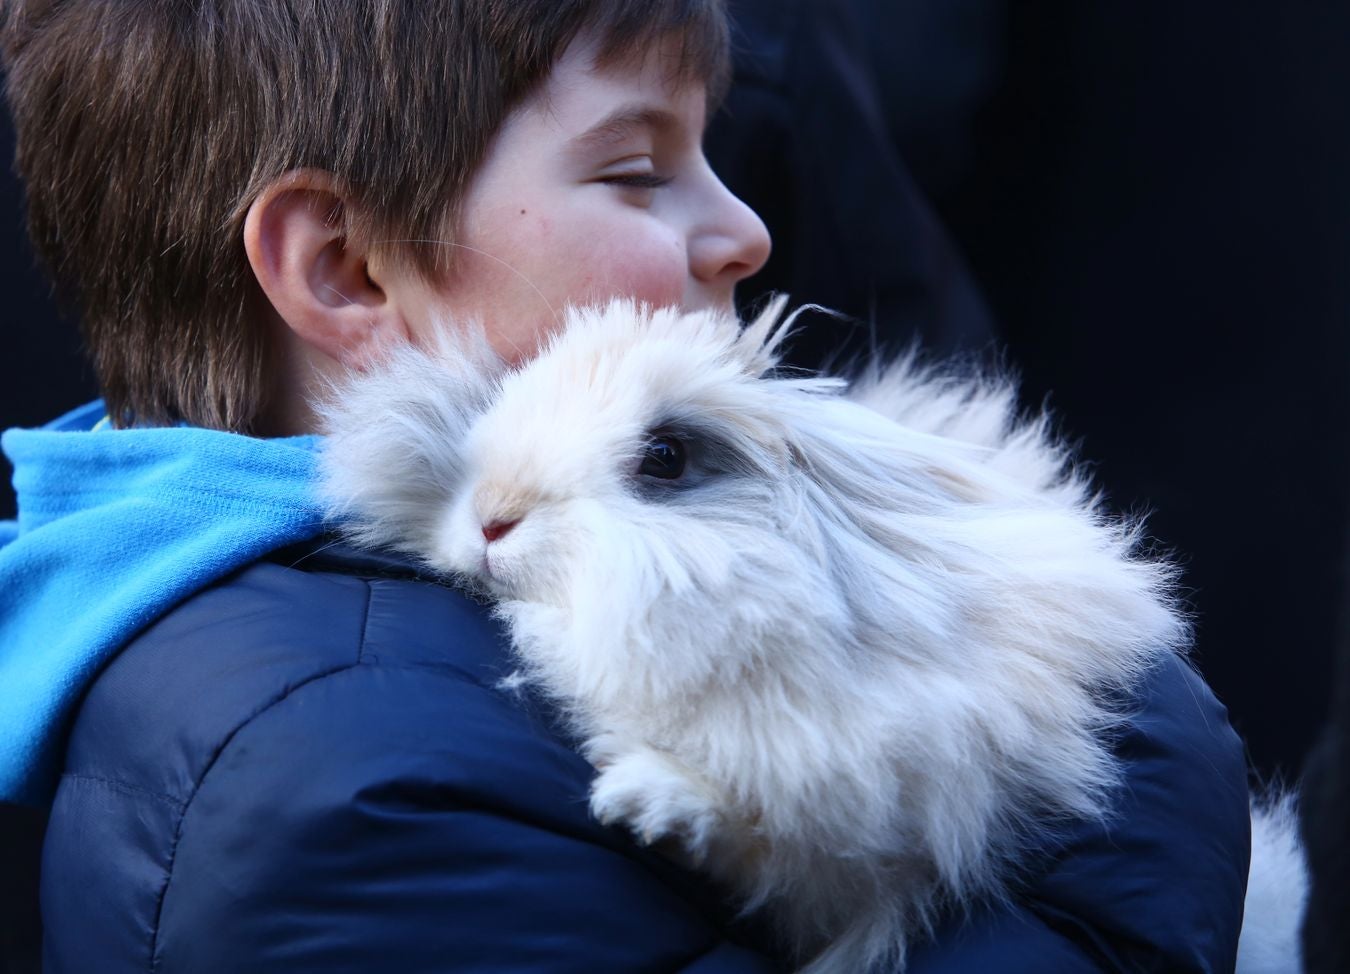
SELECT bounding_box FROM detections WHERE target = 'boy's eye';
[638,435,686,479]
[602,173,671,191]
[598,172,672,191]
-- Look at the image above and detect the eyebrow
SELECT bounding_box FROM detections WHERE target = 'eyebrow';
[567,105,681,153]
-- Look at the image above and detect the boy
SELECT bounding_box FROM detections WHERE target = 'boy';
[0,1,1249,971]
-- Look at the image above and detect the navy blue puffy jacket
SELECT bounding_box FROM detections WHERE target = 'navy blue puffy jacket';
[40,541,1251,972]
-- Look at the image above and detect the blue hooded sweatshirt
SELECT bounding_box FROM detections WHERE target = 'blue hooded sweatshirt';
[0,402,326,805]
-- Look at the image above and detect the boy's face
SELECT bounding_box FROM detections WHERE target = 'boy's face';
[396,33,771,361]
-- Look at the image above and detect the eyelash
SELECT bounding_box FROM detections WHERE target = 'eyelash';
[600,173,673,190]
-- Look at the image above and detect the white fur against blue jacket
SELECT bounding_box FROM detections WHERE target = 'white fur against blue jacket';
[321,298,1304,973]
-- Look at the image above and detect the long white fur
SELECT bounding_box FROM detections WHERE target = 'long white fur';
[318,299,1300,972]
[1238,795,1308,974]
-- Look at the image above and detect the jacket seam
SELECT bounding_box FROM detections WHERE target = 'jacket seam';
[60,773,187,811]
[145,582,375,973]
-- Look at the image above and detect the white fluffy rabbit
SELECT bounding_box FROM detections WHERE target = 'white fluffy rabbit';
[319,298,1302,973]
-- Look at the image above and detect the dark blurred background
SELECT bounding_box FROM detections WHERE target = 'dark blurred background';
[5,1,1349,969]
[0,104,92,457]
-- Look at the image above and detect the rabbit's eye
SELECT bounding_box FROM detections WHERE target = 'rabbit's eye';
[639,435,686,480]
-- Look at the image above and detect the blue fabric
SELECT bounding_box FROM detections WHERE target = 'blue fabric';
[0,402,325,805]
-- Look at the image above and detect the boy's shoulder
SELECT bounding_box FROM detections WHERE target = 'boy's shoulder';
[60,540,581,807]
[43,543,773,973]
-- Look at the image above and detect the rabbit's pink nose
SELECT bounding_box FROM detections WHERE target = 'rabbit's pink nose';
[482,519,519,543]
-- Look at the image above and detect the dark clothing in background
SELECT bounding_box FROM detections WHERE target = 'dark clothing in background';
[706,0,999,369]
[1299,516,1350,973]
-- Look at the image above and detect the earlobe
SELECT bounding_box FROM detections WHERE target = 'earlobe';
[243,171,409,368]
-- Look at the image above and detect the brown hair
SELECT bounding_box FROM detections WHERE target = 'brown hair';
[1,0,728,432]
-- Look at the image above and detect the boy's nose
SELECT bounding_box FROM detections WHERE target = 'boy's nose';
[686,174,772,304]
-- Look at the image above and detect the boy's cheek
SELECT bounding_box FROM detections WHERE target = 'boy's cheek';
[566,232,688,312]
[482,208,686,308]
[488,251,686,365]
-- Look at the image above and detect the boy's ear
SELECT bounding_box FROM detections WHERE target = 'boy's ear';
[243,170,409,368]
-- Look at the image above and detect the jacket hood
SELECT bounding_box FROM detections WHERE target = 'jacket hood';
[0,402,326,805]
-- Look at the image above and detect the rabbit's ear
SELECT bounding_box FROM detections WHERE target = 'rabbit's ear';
[316,323,501,558]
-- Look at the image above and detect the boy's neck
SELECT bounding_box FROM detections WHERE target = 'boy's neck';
[258,320,343,437]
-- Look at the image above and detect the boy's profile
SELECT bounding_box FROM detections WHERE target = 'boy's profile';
[0,1,1251,971]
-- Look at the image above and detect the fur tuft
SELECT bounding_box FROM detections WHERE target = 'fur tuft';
[1237,793,1309,974]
